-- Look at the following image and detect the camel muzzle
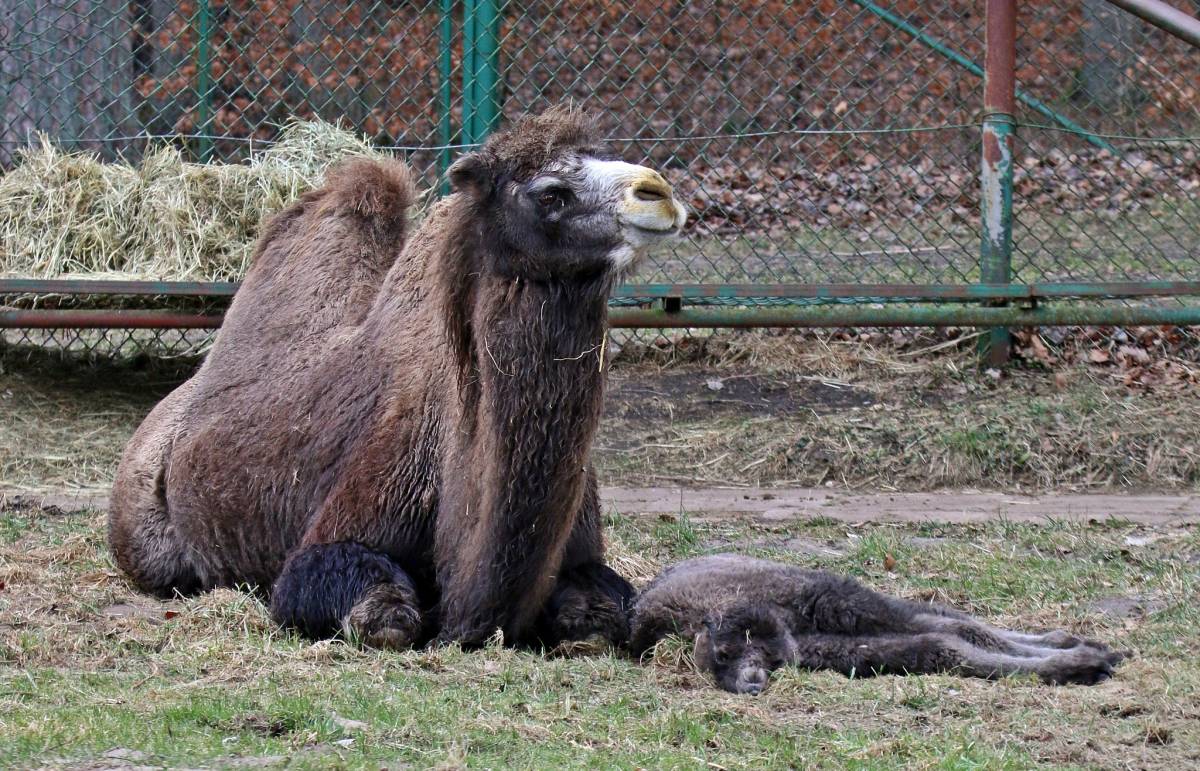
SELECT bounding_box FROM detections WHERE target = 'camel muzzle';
[617,169,687,235]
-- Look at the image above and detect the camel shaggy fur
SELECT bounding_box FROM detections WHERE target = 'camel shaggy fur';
[109,108,687,648]
[629,554,1126,694]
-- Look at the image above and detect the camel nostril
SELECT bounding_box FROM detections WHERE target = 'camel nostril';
[632,179,670,202]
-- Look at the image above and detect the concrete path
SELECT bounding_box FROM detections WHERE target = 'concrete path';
[5,487,1199,526]
[603,487,1200,525]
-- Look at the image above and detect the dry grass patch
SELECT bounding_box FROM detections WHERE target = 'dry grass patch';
[0,121,384,282]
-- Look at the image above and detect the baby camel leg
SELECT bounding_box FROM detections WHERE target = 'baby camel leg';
[270,542,424,649]
[792,633,1119,685]
[908,612,1123,664]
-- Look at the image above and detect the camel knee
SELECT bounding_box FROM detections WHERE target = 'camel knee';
[270,541,423,646]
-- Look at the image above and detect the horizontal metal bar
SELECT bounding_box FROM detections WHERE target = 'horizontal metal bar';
[7,305,1200,330]
[0,279,239,296]
[0,310,224,329]
[614,282,1200,301]
[607,305,1200,328]
[1105,0,1200,50]
[7,279,1198,302]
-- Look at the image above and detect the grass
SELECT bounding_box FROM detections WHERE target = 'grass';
[598,329,1200,492]
[1,504,1197,769]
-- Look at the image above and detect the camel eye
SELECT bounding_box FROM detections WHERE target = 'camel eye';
[535,188,571,210]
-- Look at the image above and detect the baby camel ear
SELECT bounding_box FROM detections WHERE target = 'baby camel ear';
[447,152,493,199]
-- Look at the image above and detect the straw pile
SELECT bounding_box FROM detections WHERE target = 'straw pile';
[0,121,387,281]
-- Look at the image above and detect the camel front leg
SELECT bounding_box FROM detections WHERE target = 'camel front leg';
[270,542,425,649]
[532,474,634,647]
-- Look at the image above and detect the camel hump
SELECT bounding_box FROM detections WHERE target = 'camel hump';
[317,157,418,239]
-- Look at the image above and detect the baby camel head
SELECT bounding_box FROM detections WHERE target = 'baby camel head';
[694,604,798,695]
[447,106,687,281]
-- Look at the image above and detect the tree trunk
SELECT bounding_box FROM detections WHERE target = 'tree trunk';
[0,0,134,166]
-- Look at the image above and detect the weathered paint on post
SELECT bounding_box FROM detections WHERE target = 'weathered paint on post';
[980,0,1017,366]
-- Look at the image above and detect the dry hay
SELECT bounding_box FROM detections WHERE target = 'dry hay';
[0,121,387,282]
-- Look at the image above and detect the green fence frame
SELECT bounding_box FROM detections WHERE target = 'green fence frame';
[3,0,1200,360]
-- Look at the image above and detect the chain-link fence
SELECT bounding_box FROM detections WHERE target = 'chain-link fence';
[1,0,1198,361]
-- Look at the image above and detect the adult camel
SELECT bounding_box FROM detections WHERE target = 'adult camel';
[109,107,687,649]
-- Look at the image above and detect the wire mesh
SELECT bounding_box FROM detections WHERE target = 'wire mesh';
[0,0,1197,361]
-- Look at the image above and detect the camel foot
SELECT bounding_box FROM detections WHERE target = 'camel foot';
[343,583,423,650]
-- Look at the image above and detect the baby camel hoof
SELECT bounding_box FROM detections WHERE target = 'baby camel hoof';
[343,584,422,650]
[1040,647,1123,686]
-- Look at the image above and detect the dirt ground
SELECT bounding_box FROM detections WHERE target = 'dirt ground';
[4,327,1200,496]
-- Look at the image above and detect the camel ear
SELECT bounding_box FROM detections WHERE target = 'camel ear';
[448,152,493,199]
[693,627,714,673]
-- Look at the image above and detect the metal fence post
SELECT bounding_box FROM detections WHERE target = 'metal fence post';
[472,0,501,140]
[438,0,455,192]
[462,0,477,145]
[195,0,214,162]
[462,0,501,145]
[980,0,1017,366]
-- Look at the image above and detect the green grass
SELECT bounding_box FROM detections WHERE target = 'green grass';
[2,506,1197,769]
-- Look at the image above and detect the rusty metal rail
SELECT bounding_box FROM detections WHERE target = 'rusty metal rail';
[5,279,1200,330]
[7,279,1200,303]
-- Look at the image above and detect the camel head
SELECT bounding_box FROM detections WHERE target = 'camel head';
[694,604,798,695]
[447,107,687,281]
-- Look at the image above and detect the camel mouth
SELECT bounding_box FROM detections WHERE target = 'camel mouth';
[623,221,680,236]
[617,201,688,240]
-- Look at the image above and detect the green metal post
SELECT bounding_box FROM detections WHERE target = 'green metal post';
[462,0,501,145]
[980,0,1017,366]
[438,0,455,193]
[471,0,501,140]
[462,0,477,146]
[195,0,214,162]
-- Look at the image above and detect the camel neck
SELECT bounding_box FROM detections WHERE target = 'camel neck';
[437,271,614,640]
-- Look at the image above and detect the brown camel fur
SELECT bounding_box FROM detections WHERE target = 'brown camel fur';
[109,108,687,648]
[629,554,1126,694]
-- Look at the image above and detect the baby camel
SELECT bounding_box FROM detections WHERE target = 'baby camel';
[628,554,1125,694]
